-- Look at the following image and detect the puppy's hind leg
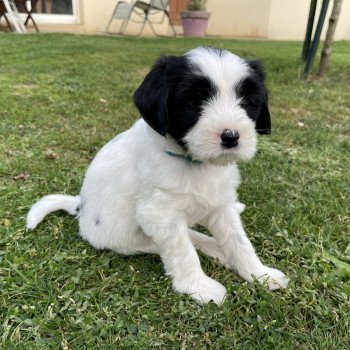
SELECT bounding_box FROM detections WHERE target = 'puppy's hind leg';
[129,234,159,255]
[187,201,246,267]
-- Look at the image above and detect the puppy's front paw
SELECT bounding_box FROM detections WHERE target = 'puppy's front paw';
[256,266,289,290]
[173,273,227,305]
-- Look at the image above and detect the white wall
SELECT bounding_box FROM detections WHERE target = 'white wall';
[206,0,271,38]
[24,0,350,40]
[267,0,350,40]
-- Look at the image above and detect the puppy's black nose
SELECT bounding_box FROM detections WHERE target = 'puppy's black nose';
[221,129,240,148]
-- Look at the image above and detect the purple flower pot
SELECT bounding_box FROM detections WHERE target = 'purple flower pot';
[181,11,211,37]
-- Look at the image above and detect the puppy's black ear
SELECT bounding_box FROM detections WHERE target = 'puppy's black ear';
[256,89,271,135]
[248,60,266,82]
[248,60,271,135]
[133,57,169,136]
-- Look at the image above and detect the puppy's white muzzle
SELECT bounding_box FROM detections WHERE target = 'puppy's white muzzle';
[184,105,257,165]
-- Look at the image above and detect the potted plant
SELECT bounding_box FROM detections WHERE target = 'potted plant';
[181,0,210,37]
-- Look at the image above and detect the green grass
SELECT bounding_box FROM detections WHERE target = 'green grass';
[1,34,350,349]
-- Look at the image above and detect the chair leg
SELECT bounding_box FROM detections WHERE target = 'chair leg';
[106,16,131,36]
[119,17,130,35]
[105,16,114,33]
[147,18,159,36]
[32,18,39,32]
[136,11,149,36]
[24,14,39,32]
[165,10,176,36]
[106,4,176,37]
[3,14,12,30]
[119,19,130,35]
[106,7,121,34]
[147,13,177,37]
[3,0,27,33]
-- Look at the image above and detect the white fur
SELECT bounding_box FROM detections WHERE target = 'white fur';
[27,194,80,230]
[184,48,257,165]
[27,48,288,305]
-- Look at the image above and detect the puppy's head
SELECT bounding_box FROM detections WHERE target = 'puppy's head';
[133,46,270,165]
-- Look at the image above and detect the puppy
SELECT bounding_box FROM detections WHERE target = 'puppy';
[27,47,289,304]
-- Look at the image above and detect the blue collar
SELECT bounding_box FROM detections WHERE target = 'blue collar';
[165,150,203,165]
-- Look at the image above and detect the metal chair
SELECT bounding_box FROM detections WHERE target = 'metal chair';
[106,0,176,36]
[1,0,26,33]
[0,2,13,30]
[15,0,39,32]
[0,0,39,33]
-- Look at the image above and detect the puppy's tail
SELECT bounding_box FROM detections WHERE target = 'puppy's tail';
[26,194,80,230]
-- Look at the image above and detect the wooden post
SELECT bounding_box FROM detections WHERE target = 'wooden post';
[318,0,343,77]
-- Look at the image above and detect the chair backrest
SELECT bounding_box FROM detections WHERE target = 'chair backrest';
[151,0,169,11]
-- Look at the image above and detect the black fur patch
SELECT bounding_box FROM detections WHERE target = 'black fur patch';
[78,199,85,213]
[236,77,265,117]
[134,50,271,146]
[167,74,216,146]
[236,61,271,134]
[133,57,171,136]
[134,55,217,146]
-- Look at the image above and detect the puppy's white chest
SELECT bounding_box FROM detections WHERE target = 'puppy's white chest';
[182,192,218,226]
[165,166,238,226]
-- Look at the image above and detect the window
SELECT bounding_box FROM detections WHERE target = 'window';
[25,0,79,24]
[35,0,73,15]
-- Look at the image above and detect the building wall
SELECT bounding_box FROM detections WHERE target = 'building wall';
[267,0,350,40]
[206,0,271,38]
[23,0,350,40]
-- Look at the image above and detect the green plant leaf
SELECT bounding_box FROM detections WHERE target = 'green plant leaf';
[324,252,350,274]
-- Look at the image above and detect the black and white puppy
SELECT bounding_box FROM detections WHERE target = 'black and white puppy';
[27,47,288,304]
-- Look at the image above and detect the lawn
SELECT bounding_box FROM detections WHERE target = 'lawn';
[0,34,349,349]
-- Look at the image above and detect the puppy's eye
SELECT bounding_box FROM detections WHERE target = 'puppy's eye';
[240,98,259,107]
[188,100,202,108]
